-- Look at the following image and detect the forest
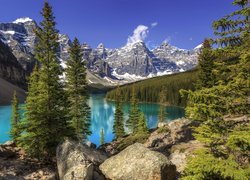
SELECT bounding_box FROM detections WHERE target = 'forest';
[106,69,198,106]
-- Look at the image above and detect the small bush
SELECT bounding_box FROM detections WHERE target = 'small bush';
[156,126,170,134]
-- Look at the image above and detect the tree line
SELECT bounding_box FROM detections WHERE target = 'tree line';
[106,69,198,107]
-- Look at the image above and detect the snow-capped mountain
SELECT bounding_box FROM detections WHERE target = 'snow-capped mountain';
[0,17,72,74]
[0,17,200,86]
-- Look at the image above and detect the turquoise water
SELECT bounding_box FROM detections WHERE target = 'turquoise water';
[0,94,185,146]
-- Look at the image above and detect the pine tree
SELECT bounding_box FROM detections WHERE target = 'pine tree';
[136,112,148,134]
[113,87,125,139]
[10,91,21,143]
[18,64,43,157]
[100,128,105,145]
[19,2,72,160]
[182,1,250,178]
[158,89,167,123]
[212,0,249,47]
[65,38,91,141]
[195,39,215,89]
[126,85,140,133]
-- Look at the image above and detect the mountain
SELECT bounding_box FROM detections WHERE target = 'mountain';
[0,17,200,87]
[0,39,27,105]
[0,17,72,75]
[0,40,26,88]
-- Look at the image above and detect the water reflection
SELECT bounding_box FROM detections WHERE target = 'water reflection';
[88,94,185,146]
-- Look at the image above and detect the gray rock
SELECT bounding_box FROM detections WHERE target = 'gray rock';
[168,118,197,143]
[157,122,168,128]
[100,143,176,180]
[169,140,204,173]
[85,141,97,149]
[145,118,198,154]
[3,141,15,147]
[64,164,93,180]
[56,139,108,180]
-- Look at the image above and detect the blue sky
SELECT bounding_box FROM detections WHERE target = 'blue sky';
[0,0,237,49]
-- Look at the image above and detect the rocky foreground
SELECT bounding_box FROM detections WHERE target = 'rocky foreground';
[0,118,204,180]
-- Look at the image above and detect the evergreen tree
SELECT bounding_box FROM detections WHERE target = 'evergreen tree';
[182,1,250,179]
[19,2,72,159]
[65,38,91,141]
[126,85,140,133]
[158,89,167,123]
[136,112,148,134]
[100,128,105,145]
[10,91,21,142]
[195,39,215,89]
[113,87,125,139]
[18,64,43,157]
[213,0,249,47]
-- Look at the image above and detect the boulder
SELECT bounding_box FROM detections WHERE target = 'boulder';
[100,143,176,180]
[0,146,16,158]
[169,140,204,173]
[2,141,15,147]
[64,164,93,180]
[157,122,168,128]
[145,118,198,153]
[144,128,172,153]
[85,141,97,149]
[56,139,108,180]
[167,118,197,143]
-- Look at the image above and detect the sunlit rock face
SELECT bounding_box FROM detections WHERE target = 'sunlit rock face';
[99,143,176,180]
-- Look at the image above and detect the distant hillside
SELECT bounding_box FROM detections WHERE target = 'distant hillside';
[0,78,26,105]
[0,40,26,89]
[106,69,198,106]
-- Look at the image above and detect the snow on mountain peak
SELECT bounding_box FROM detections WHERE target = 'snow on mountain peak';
[194,43,203,50]
[13,17,33,24]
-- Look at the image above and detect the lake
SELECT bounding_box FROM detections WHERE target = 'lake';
[0,93,185,146]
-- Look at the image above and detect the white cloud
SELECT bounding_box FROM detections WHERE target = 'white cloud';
[127,25,149,45]
[151,22,158,27]
[189,37,193,41]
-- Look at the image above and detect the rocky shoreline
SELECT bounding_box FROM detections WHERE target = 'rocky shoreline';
[0,118,203,180]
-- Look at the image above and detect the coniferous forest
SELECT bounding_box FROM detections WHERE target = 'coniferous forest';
[106,69,198,106]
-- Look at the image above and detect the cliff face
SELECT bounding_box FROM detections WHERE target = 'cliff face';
[0,40,26,89]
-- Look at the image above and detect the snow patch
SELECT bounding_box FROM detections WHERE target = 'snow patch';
[176,61,185,66]
[194,44,203,50]
[0,30,15,35]
[13,17,33,24]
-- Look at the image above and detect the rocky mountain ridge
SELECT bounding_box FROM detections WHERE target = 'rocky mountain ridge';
[0,17,200,87]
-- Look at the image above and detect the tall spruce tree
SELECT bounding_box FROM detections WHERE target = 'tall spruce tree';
[113,87,125,139]
[195,39,215,89]
[18,64,43,157]
[126,85,140,133]
[65,38,91,141]
[19,2,72,159]
[136,112,148,134]
[10,91,21,143]
[158,89,167,123]
[100,128,105,145]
